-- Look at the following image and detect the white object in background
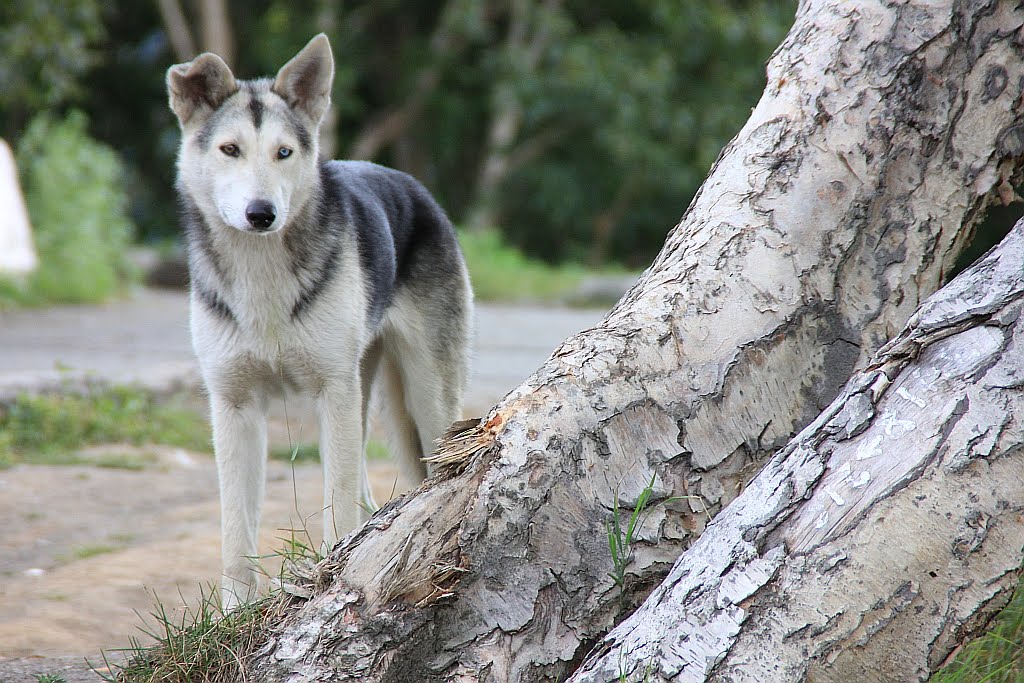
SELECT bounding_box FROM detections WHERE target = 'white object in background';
[0,138,37,275]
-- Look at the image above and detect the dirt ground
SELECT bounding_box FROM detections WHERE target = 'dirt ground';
[0,415,415,682]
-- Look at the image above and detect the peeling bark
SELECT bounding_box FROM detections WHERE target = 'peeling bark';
[249,1,1024,681]
[571,219,1024,683]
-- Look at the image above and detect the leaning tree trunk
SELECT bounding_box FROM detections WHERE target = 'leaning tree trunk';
[249,2,1024,681]
[571,220,1024,683]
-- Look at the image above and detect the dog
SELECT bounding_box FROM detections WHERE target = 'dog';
[166,34,473,609]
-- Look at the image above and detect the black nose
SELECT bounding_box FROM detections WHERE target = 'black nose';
[245,200,276,230]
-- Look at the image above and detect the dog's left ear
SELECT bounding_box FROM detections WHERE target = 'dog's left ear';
[273,34,334,125]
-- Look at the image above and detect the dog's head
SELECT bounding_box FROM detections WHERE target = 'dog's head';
[167,35,334,235]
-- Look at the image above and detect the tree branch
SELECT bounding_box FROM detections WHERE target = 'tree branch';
[156,0,196,62]
[199,0,233,68]
[572,219,1024,682]
[347,0,468,161]
[465,0,563,230]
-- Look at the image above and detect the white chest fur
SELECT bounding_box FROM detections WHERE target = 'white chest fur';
[190,227,367,400]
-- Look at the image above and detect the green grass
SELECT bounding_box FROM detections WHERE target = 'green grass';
[70,544,117,561]
[458,228,632,305]
[606,478,658,592]
[270,441,320,464]
[57,535,134,565]
[617,651,654,683]
[35,674,67,683]
[101,524,322,682]
[606,475,701,594]
[89,451,158,470]
[932,583,1024,682]
[0,386,210,467]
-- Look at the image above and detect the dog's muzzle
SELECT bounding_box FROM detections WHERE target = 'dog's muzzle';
[245,200,277,231]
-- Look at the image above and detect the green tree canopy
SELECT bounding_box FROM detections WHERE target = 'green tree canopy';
[8,0,796,265]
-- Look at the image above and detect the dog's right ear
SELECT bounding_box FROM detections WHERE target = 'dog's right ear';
[167,53,238,127]
[273,34,334,125]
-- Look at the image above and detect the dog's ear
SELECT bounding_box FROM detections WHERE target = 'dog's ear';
[273,34,334,125]
[167,53,238,127]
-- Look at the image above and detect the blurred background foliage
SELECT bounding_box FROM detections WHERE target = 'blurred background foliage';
[13,110,138,304]
[2,0,1016,304]
[0,0,797,278]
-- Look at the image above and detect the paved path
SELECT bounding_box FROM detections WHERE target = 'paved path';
[0,288,606,414]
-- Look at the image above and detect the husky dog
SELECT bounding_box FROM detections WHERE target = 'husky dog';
[166,34,472,609]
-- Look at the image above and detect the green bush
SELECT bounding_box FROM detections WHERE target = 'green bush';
[0,386,210,466]
[5,110,138,306]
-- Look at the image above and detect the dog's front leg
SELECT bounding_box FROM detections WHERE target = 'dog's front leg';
[318,374,372,550]
[210,395,268,611]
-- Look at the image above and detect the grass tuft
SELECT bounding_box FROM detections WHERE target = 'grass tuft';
[35,674,67,683]
[617,649,655,683]
[606,478,658,592]
[90,452,157,471]
[269,438,391,464]
[98,585,277,683]
[71,544,117,561]
[606,474,704,593]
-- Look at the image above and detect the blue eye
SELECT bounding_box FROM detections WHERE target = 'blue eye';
[220,143,240,157]
[277,147,292,159]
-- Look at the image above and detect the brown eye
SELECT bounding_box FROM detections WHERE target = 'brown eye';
[277,147,292,160]
[220,143,240,157]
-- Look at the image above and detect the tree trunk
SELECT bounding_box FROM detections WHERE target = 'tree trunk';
[199,0,234,68]
[156,0,233,67]
[316,0,339,160]
[347,0,467,162]
[156,0,196,62]
[464,0,562,231]
[570,219,1024,683]
[250,1,1024,681]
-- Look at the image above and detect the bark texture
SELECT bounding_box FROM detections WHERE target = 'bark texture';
[572,220,1024,683]
[251,1,1024,681]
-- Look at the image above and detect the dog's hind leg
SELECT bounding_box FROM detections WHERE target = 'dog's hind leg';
[359,338,384,510]
[377,349,429,492]
[383,287,471,474]
[210,394,268,611]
